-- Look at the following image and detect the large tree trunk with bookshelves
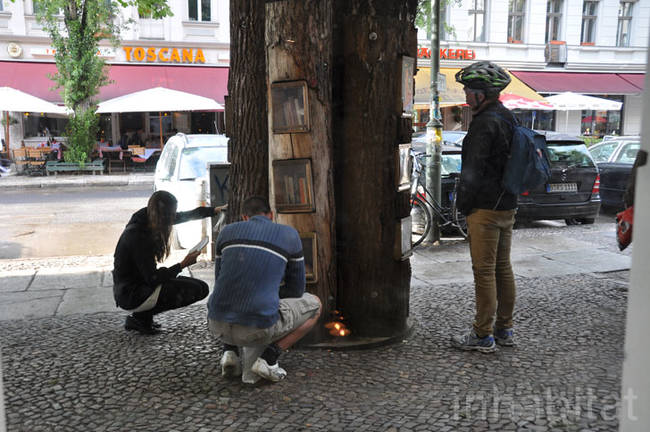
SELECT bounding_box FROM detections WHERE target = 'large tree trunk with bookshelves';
[226,0,268,222]
[333,0,417,337]
[265,0,417,341]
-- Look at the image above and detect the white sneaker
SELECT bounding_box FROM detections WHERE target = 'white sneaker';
[220,350,242,378]
[251,357,287,382]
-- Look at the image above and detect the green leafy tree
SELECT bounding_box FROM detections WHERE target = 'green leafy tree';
[34,0,172,164]
[416,0,460,40]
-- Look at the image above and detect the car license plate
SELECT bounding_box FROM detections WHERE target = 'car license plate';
[547,183,578,193]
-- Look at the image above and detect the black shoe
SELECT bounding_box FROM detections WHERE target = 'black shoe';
[125,315,160,335]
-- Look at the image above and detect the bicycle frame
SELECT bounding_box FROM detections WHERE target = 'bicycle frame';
[409,150,455,227]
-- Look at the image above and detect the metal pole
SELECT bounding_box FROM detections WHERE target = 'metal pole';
[425,0,443,243]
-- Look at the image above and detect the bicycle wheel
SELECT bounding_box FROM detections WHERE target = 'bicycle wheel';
[410,196,432,247]
[451,199,468,238]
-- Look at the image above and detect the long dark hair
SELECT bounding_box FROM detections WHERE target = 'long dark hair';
[147,191,177,262]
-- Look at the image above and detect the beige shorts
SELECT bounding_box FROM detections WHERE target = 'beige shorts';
[208,293,321,346]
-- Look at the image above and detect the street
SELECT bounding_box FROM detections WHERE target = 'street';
[0,185,151,260]
[0,184,624,262]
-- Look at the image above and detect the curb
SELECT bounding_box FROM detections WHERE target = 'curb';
[0,174,154,189]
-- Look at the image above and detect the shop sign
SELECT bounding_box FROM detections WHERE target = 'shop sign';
[417,47,476,60]
[122,47,206,64]
[30,47,115,58]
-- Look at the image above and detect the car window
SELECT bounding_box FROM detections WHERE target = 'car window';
[178,146,228,180]
[442,132,466,146]
[589,142,619,162]
[441,153,462,175]
[547,143,595,168]
[156,142,178,181]
[614,142,640,164]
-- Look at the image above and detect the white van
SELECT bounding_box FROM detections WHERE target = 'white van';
[154,133,228,248]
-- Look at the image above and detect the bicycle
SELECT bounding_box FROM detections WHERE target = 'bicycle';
[409,149,467,246]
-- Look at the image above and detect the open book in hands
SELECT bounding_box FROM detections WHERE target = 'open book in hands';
[188,237,209,254]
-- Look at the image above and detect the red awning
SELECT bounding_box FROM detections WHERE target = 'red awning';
[617,74,645,91]
[0,61,228,106]
[511,71,643,95]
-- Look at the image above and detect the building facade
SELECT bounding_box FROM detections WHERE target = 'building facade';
[416,0,648,136]
[0,0,230,151]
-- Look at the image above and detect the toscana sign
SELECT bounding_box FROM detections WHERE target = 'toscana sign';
[122,46,206,64]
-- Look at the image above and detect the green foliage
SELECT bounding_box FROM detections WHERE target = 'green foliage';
[64,109,99,165]
[33,0,172,164]
[416,0,461,39]
[581,136,602,147]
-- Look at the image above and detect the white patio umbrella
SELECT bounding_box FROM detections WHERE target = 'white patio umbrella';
[96,87,224,149]
[544,92,623,132]
[0,87,68,156]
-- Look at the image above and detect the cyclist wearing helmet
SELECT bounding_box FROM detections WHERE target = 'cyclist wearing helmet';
[451,61,518,353]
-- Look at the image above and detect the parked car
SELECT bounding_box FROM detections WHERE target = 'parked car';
[154,133,228,249]
[587,137,641,210]
[516,132,601,225]
[410,138,463,211]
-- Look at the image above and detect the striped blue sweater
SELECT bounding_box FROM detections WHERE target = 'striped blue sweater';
[207,215,306,328]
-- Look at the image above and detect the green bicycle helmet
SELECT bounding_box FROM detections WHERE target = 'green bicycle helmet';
[455,61,511,91]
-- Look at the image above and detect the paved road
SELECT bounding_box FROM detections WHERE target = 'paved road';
[0,185,151,259]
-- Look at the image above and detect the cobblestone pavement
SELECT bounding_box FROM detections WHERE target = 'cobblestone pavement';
[1,270,628,432]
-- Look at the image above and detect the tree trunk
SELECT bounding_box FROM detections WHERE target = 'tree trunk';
[266,0,336,343]
[227,0,268,222]
[333,0,418,337]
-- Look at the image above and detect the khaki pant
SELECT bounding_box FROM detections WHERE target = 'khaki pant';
[466,209,517,337]
[208,293,321,347]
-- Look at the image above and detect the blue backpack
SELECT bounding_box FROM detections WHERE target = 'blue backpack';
[493,113,552,195]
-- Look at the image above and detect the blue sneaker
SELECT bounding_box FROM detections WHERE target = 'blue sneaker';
[494,328,515,346]
[451,330,497,353]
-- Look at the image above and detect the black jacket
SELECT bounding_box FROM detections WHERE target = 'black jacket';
[457,101,518,215]
[112,206,213,309]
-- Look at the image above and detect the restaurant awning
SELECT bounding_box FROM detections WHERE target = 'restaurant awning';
[0,61,229,105]
[414,67,544,109]
[618,74,645,91]
[511,71,643,95]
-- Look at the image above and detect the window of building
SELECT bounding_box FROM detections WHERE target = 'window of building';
[581,1,598,45]
[581,96,623,136]
[467,0,486,42]
[0,1,4,11]
[545,0,563,42]
[22,114,69,139]
[188,0,211,22]
[616,0,634,47]
[508,0,525,43]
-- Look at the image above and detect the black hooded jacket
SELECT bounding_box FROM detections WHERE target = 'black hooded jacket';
[112,206,213,309]
[456,100,518,215]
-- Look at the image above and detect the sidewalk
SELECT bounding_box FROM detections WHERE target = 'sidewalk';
[0,171,154,189]
[0,216,633,431]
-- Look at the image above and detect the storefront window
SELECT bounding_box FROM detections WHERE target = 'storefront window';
[512,110,554,131]
[191,112,216,134]
[581,1,598,44]
[581,96,623,136]
[467,0,486,42]
[98,114,112,144]
[22,114,69,138]
[149,112,173,144]
[545,0,563,42]
[616,0,634,47]
[188,0,210,22]
[508,0,525,43]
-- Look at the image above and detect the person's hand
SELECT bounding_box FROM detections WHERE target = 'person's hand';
[214,204,227,215]
[180,250,201,268]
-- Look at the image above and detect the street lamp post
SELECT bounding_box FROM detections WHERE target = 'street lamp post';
[425,0,443,243]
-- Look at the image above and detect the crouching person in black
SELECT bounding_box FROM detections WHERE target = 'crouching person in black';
[113,190,222,334]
